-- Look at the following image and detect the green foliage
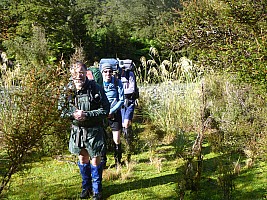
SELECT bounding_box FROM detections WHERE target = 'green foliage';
[0,0,180,65]
[0,26,69,194]
[94,0,180,40]
[158,0,267,89]
[203,74,267,159]
[1,0,75,58]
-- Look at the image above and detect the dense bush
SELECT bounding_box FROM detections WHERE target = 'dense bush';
[0,27,69,194]
[158,0,267,90]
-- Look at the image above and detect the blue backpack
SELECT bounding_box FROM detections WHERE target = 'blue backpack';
[99,58,119,72]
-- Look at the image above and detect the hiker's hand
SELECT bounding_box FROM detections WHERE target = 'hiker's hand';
[73,110,86,121]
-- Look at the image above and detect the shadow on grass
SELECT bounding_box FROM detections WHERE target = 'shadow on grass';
[231,164,267,200]
[103,171,179,199]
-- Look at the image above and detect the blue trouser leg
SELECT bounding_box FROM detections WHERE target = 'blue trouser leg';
[78,161,92,192]
[90,163,103,195]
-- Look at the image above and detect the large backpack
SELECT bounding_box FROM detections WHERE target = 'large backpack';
[118,59,139,99]
[99,58,119,73]
[86,67,103,86]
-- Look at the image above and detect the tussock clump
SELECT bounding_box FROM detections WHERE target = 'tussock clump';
[103,161,135,181]
[103,168,121,181]
[121,161,135,181]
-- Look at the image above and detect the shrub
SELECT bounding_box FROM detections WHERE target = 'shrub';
[0,26,69,194]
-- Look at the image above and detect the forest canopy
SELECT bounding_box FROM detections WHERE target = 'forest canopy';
[0,0,266,89]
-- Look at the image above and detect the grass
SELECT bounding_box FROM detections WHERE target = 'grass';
[1,131,266,200]
[1,146,180,200]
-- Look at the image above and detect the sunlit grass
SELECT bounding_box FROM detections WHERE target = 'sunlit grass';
[5,157,80,200]
[2,143,266,200]
[3,145,180,200]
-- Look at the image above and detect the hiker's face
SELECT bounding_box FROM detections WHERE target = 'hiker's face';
[102,69,112,82]
[71,64,87,90]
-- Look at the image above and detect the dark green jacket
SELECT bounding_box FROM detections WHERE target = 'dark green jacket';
[60,78,110,127]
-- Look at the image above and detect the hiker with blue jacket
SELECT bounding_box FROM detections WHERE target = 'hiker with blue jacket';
[101,63,124,167]
[59,61,109,200]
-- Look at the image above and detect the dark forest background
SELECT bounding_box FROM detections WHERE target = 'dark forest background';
[1,0,266,90]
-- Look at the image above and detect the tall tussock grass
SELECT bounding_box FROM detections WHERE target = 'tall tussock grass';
[138,47,203,138]
[139,51,266,161]
[136,47,201,84]
[138,50,266,198]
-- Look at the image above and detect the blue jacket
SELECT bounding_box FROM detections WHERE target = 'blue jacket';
[103,76,124,114]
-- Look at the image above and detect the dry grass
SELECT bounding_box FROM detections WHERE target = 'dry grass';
[103,161,136,181]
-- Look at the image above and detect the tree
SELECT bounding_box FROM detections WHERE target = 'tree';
[0,0,81,61]
[1,0,181,64]
[157,0,267,89]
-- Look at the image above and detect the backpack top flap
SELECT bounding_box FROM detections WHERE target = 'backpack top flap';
[118,59,133,71]
[99,58,118,71]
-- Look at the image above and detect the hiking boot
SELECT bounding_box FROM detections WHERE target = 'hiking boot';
[92,192,102,200]
[80,188,92,199]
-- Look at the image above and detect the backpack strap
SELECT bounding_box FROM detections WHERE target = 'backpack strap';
[112,76,119,99]
[113,76,119,87]
[126,70,130,80]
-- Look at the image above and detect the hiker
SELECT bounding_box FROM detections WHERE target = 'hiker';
[101,63,124,167]
[119,60,138,162]
[59,61,110,200]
